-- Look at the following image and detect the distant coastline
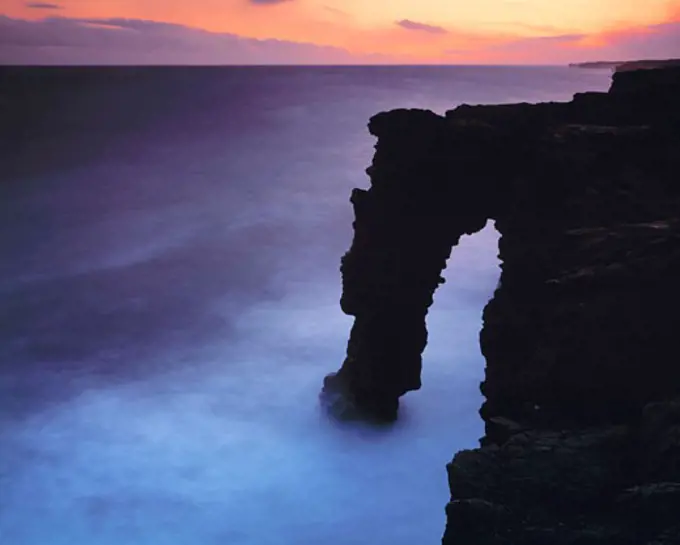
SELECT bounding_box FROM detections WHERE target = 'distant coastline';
[570,58,680,72]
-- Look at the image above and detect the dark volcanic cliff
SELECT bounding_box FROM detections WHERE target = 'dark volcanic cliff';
[322,67,680,543]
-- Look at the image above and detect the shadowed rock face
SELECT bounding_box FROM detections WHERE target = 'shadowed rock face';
[321,67,680,543]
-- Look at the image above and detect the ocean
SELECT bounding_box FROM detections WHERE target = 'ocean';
[0,66,612,545]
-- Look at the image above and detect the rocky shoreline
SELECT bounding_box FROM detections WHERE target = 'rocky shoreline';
[322,66,680,543]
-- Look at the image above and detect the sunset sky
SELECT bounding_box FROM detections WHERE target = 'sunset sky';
[1,0,679,63]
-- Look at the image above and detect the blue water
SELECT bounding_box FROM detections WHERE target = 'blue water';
[0,66,612,545]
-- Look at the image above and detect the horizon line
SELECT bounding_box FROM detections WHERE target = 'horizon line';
[0,63,597,68]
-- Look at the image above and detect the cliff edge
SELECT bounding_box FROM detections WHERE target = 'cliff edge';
[570,58,680,71]
[322,66,680,543]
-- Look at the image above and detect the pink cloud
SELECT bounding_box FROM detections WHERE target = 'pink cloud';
[396,19,448,35]
[0,15,392,64]
[450,22,680,63]
[249,0,293,4]
[601,20,680,59]
[25,2,62,9]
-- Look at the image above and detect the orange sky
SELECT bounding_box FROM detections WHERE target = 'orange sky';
[2,0,680,62]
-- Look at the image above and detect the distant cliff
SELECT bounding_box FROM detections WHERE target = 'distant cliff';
[570,58,680,72]
[322,66,680,543]
[616,59,680,72]
[569,61,623,69]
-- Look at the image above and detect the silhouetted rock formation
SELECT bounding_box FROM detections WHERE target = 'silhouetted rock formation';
[322,66,680,543]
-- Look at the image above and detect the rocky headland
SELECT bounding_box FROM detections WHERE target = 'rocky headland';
[321,66,680,543]
[570,59,680,72]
